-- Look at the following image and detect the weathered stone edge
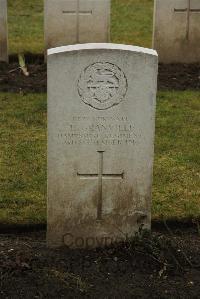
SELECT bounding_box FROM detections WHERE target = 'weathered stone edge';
[47,43,158,57]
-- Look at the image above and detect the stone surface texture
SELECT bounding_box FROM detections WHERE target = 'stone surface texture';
[47,43,158,248]
[0,0,8,62]
[153,0,200,63]
[44,0,110,51]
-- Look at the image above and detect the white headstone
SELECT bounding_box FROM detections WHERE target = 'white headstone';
[47,43,158,248]
[0,0,8,62]
[153,0,200,63]
[44,0,110,51]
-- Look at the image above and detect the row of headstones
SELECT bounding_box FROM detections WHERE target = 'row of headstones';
[1,0,200,63]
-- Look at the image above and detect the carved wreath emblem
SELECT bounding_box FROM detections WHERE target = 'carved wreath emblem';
[77,62,128,110]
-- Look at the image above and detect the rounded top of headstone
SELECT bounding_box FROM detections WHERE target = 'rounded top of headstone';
[47,43,158,57]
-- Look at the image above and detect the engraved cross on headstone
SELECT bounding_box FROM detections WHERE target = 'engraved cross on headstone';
[174,0,200,40]
[77,151,124,220]
[62,0,93,43]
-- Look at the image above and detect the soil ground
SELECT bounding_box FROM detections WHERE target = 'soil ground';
[0,56,200,93]
[0,226,200,299]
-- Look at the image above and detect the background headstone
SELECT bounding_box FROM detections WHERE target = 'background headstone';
[153,0,200,63]
[47,43,158,248]
[44,0,110,51]
[0,0,8,62]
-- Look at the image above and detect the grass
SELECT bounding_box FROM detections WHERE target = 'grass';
[0,93,46,224]
[111,0,153,47]
[7,0,153,55]
[153,92,200,220]
[8,0,44,55]
[0,92,199,225]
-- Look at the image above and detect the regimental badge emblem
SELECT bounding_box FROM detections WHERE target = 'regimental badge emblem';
[77,62,128,110]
